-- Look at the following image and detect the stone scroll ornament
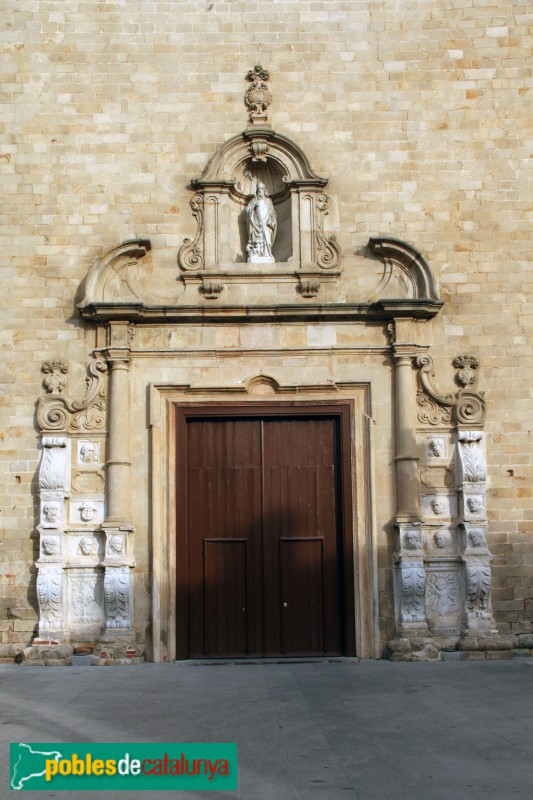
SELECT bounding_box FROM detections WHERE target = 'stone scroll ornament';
[315,194,341,269]
[415,354,486,426]
[37,358,108,433]
[178,194,204,272]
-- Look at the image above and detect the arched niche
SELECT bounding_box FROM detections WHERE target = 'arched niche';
[178,128,340,273]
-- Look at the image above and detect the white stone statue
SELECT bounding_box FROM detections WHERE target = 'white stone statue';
[246,181,277,262]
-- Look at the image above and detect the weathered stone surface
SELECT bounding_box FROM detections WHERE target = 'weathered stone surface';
[517,635,533,648]
[1,0,532,664]
[476,637,514,652]
[460,652,486,661]
[387,638,411,653]
[458,638,480,652]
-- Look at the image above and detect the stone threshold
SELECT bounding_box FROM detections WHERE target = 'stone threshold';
[174,657,361,666]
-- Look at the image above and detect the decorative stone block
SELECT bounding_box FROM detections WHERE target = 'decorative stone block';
[70,500,104,525]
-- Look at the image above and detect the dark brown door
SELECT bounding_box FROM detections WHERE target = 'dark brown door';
[176,406,354,658]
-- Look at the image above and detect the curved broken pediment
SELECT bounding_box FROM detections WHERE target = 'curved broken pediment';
[368,237,440,302]
[78,240,151,306]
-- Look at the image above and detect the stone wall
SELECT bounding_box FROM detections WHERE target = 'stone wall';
[1,0,531,661]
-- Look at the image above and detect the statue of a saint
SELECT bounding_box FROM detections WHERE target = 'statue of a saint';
[246,181,277,262]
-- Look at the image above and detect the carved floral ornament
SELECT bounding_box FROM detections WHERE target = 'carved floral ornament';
[38,358,108,433]
[416,354,486,426]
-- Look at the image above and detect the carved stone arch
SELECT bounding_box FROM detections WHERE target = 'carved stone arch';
[79,239,152,305]
[368,237,440,302]
[179,128,340,272]
[199,129,327,188]
[245,374,281,396]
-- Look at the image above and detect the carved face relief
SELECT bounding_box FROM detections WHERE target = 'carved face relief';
[79,441,98,464]
[433,531,448,549]
[41,537,59,556]
[42,503,61,526]
[469,529,485,548]
[431,497,447,516]
[428,438,445,458]
[107,535,124,555]
[80,503,97,522]
[467,496,483,514]
[79,537,96,556]
[404,531,420,551]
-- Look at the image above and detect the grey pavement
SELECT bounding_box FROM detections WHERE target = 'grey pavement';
[1,659,533,799]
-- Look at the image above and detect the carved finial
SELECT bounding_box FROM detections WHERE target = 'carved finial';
[453,355,479,388]
[245,64,272,125]
[42,361,69,395]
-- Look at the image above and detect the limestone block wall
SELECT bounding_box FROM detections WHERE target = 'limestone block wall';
[1,0,532,659]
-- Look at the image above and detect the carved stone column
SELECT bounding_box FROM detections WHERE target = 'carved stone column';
[390,323,428,642]
[392,340,421,521]
[104,347,132,524]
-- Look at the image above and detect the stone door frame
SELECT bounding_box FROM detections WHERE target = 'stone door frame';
[149,383,378,662]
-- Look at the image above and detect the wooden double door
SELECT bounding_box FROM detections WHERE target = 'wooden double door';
[176,405,355,659]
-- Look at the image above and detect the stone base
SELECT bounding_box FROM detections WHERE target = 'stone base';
[247,255,275,263]
[97,633,144,665]
[387,637,441,662]
[388,632,517,662]
[71,654,101,666]
[22,643,74,666]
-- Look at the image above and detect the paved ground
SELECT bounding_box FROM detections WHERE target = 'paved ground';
[1,659,533,799]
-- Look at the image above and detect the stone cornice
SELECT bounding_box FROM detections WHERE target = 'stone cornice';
[78,298,443,325]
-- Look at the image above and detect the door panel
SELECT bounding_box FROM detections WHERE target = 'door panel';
[182,411,347,658]
[262,418,342,655]
[203,539,247,656]
[280,537,325,655]
[187,419,263,657]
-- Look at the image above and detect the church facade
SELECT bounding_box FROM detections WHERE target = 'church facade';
[1,1,531,664]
